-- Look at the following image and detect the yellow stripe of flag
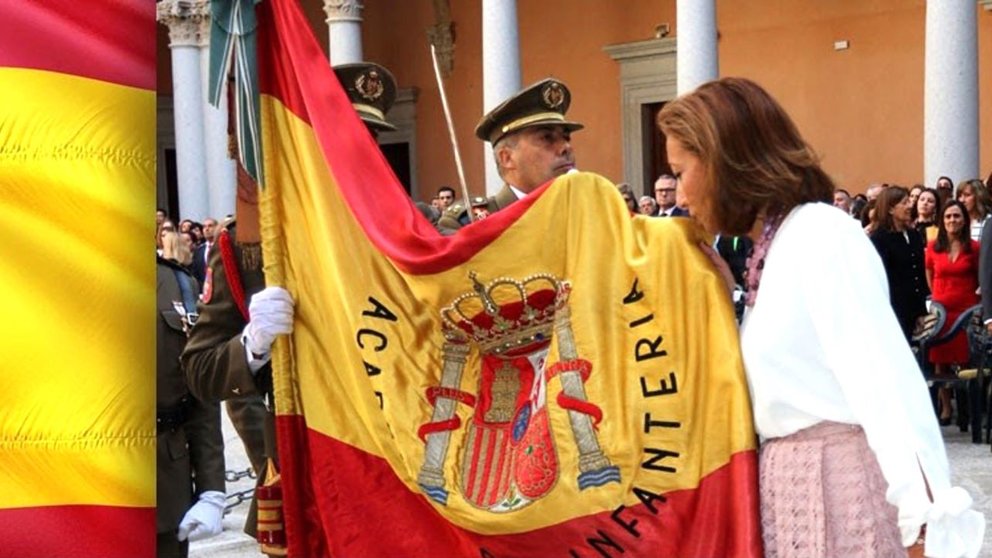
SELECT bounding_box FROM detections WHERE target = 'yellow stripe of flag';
[0,67,155,509]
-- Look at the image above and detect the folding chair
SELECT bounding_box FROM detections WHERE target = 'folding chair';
[957,307,992,444]
[927,304,985,442]
[911,300,946,371]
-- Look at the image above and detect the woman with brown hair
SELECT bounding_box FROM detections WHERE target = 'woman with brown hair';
[936,176,955,208]
[909,184,924,219]
[870,187,929,342]
[915,187,941,242]
[926,201,980,424]
[860,198,878,235]
[657,77,982,558]
[955,179,989,242]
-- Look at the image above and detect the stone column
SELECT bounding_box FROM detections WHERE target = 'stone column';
[924,0,979,188]
[198,18,236,221]
[676,0,719,95]
[482,0,521,194]
[323,0,364,65]
[158,0,211,221]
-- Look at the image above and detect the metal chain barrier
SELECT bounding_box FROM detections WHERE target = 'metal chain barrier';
[224,466,257,483]
[224,488,255,514]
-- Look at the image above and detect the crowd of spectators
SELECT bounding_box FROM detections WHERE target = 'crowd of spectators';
[156,209,223,290]
[854,174,992,425]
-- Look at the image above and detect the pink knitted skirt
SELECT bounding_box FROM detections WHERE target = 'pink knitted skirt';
[759,421,907,558]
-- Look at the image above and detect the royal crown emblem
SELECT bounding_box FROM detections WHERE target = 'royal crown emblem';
[355,70,384,102]
[417,272,620,513]
[440,271,568,355]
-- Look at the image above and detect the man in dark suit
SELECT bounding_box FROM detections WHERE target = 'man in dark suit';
[437,78,583,232]
[715,235,753,288]
[191,217,218,286]
[654,174,689,217]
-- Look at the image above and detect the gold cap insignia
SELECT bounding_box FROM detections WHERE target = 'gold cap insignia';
[542,82,565,110]
[356,70,385,102]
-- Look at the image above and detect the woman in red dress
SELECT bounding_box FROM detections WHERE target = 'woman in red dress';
[925,200,979,424]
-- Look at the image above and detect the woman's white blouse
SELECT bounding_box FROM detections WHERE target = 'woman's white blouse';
[740,203,984,557]
[970,215,988,244]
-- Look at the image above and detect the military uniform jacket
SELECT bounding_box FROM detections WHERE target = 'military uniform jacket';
[180,222,277,537]
[485,184,520,213]
[157,257,225,533]
[181,223,271,403]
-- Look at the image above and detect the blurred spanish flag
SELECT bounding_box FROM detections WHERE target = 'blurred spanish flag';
[0,2,156,557]
[258,0,761,556]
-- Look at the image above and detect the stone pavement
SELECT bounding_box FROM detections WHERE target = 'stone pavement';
[938,424,992,553]
[192,416,992,557]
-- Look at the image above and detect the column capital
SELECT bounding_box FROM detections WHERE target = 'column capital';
[428,0,455,78]
[427,23,455,78]
[197,13,212,47]
[157,0,211,47]
[324,0,364,24]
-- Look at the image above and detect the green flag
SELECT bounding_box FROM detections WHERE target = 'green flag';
[209,0,263,184]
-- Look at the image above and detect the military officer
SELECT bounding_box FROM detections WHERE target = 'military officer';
[469,195,491,220]
[437,78,583,231]
[157,254,225,558]
[181,61,398,553]
[435,196,493,234]
[334,62,398,134]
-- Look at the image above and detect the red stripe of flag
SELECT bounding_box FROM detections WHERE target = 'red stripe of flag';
[278,415,762,557]
[275,414,331,558]
[0,505,155,558]
[0,0,155,90]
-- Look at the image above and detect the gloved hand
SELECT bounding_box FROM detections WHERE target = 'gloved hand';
[242,286,295,357]
[176,490,226,542]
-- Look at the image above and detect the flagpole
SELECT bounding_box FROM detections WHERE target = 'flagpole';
[430,43,474,224]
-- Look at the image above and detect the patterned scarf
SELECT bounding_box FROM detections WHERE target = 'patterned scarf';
[744,216,783,307]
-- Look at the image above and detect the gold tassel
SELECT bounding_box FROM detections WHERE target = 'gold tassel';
[256,458,288,556]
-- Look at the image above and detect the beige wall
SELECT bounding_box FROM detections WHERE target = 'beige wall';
[719,1,927,192]
[358,0,674,200]
[365,0,484,200]
[157,1,990,199]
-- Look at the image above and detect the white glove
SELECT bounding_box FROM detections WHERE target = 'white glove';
[242,286,295,357]
[176,490,226,542]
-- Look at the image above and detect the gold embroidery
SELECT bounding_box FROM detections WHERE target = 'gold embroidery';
[485,362,520,423]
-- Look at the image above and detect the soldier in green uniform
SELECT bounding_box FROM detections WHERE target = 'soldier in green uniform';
[157,255,225,558]
[437,78,584,232]
[181,62,398,551]
[435,196,494,233]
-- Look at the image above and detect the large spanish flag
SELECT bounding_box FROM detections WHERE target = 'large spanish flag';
[258,0,760,556]
[0,2,156,557]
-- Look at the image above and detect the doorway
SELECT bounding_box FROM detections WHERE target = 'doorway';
[641,102,672,196]
[380,142,412,196]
